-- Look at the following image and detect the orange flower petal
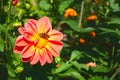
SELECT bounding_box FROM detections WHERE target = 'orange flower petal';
[39,49,46,66]
[37,16,52,33]
[15,36,28,46]
[45,48,53,64]
[46,41,62,61]
[24,19,37,33]
[30,48,40,65]
[14,46,25,54]
[48,40,63,51]
[23,31,36,42]
[18,27,26,35]
[48,30,63,41]
[46,45,59,57]
[21,45,35,58]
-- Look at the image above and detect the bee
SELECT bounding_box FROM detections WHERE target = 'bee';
[39,33,50,39]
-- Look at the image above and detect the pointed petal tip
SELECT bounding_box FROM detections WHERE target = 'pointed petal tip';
[18,27,25,34]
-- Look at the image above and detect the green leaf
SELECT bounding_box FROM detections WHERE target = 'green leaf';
[63,21,95,32]
[0,24,6,32]
[71,61,89,71]
[112,4,119,12]
[98,57,108,66]
[107,18,120,25]
[13,54,21,66]
[25,77,32,80]
[58,69,85,80]
[63,20,80,31]
[99,27,120,38]
[7,64,16,77]
[84,53,98,61]
[92,65,111,73]
[63,30,73,36]
[99,27,113,32]
[67,72,85,80]
[54,63,72,74]
[59,0,74,14]
[109,0,114,8]
[63,42,70,47]
[0,36,4,52]
[88,76,103,80]
[39,0,51,10]
[79,27,95,33]
[103,76,109,80]
[8,34,15,49]
[92,48,108,59]
[69,50,83,61]
[108,0,120,12]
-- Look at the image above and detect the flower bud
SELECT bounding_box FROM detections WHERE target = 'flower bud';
[55,57,61,63]
[12,0,19,6]
[13,21,22,28]
[15,66,24,73]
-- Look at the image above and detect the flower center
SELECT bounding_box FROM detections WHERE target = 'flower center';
[36,33,49,49]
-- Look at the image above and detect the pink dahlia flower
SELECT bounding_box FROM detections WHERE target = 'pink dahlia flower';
[14,16,63,66]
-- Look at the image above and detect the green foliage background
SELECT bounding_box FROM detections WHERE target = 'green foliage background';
[0,0,120,80]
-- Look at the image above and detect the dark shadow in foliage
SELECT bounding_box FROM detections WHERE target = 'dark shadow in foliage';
[0,64,8,80]
[20,62,54,80]
[0,53,8,80]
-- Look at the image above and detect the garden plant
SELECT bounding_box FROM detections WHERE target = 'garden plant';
[0,0,120,80]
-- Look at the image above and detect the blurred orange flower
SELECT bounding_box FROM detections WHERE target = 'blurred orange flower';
[90,31,96,37]
[86,62,96,67]
[95,0,99,4]
[79,38,86,44]
[64,8,77,18]
[56,63,60,68]
[87,14,97,21]
[14,16,63,66]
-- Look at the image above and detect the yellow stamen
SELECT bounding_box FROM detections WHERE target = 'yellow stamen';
[37,38,48,49]
[36,33,49,49]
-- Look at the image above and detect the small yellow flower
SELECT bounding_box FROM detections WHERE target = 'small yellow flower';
[64,8,77,18]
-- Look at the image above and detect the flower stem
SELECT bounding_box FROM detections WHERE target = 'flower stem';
[78,1,84,28]
[6,0,12,24]
[5,0,12,50]
[110,67,120,80]
[0,0,3,10]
